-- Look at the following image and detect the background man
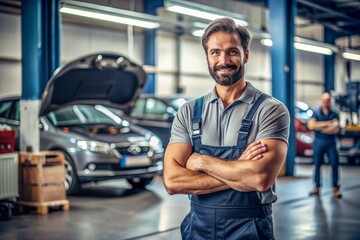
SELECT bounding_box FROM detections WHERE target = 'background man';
[307,92,342,198]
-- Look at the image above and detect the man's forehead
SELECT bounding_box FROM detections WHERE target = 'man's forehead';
[207,32,242,49]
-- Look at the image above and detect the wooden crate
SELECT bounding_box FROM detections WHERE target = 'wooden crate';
[18,151,68,205]
[19,183,66,202]
[19,151,64,166]
[18,199,70,215]
[20,164,65,185]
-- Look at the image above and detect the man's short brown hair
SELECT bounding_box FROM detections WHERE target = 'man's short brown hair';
[201,18,252,53]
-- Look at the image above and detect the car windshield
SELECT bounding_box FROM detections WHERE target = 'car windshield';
[47,104,129,127]
[295,101,313,122]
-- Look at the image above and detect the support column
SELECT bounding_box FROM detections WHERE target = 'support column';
[143,0,163,94]
[324,28,337,92]
[269,0,296,176]
[21,0,61,152]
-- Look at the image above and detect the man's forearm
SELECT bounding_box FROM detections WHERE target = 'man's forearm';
[308,119,331,131]
[164,160,230,195]
[195,156,258,192]
[321,120,340,134]
[187,140,287,192]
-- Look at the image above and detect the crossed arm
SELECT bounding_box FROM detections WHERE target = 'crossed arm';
[163,139,287,195]
[307,118,340,134]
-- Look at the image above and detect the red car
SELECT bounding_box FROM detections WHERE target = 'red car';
[295,101,314,157]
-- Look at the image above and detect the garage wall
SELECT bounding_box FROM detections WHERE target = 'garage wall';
[61,23,144,64]
[0,13,22,98]
[0,11,357,109]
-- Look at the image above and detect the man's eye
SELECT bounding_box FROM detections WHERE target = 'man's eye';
[229,50,238,55]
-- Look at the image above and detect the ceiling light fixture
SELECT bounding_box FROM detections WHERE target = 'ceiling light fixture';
[260,39,273,47]
[259,37,337,55]
[60,0,160,29]
[294,42,333,55]
[166,0,248,26]
[342,50,360,61]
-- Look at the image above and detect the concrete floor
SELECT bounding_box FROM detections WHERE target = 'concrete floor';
[1,161,360,240]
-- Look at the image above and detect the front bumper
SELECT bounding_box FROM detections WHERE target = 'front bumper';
[69,148,164,183]
[77,159,163,183]
[339,148,360,158]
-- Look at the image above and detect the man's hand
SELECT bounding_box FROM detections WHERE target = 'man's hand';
[239,141,268,160]
[321,119,340,134]
[185,152,202,172]
[186,141,268,172]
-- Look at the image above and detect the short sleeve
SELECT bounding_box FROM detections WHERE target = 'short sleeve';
[256,101,290,144]
[169,103,192,145]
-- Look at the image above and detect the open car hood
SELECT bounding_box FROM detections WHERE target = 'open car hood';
[39,53,147,116]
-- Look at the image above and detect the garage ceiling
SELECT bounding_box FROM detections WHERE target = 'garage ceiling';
[1,0,359,44]
[236,0,360,38]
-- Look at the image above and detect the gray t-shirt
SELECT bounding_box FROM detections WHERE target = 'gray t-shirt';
[169,82,290,204]
[170,82,290,146]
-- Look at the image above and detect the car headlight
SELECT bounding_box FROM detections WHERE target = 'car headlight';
[296,132,314,144]
[149,136,163,152]
[77,140,111,154]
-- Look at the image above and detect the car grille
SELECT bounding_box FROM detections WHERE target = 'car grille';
[114,144,151,156]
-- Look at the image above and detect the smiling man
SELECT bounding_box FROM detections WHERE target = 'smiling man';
[163,18,290,240]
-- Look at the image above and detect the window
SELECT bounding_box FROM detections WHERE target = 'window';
[131,99,146,117]
[47,105,123,127]
[144,98,167,116]
[9,100,19,121]
[0,100,12,119]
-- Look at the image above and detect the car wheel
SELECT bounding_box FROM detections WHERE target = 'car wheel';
[126,177,154,189]
[61,151,81,195]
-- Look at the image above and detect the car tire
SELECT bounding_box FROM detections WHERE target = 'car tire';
[61,151,81,195]
[126,177,154,189]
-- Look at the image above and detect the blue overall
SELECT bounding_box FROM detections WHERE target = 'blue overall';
[180,94,275,240]
[312,108,340,188]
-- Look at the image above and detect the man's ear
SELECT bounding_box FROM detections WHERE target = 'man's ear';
[244,50,249,63]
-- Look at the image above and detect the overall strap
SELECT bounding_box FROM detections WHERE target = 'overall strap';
[237,94,270,150]
[191,96,204,147]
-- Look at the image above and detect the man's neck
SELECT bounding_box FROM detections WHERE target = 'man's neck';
[215,79,246,108]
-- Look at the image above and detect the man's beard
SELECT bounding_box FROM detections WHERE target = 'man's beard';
[208,64,244,86]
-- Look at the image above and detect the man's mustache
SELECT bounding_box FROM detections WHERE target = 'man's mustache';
[213,64,237,71]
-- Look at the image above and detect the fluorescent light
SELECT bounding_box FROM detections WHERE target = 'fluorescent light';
[168,5,248,26]
[60,6,159,29]
[192,29,204,37]
[260,39,273,47]
[166,0,248,26]
[294,42,332,55]
[343,51,360,61]
[259,38,335,55]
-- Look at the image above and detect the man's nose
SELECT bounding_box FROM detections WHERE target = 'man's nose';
[218,53,230,65]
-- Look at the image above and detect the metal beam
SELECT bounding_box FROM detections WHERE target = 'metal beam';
[142,0,164,94]
[21,0,61,152]
[269,0,296,176]
[297,0,360,23]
